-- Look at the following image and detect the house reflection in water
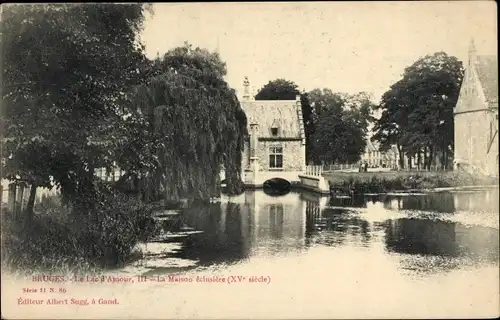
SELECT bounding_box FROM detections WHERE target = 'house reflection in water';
[238,191,305,254]
[237,191,328,255]
[179,190,329,264]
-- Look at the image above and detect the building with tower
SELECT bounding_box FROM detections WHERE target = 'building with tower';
[453,39,498,176]
[239,77,307,186]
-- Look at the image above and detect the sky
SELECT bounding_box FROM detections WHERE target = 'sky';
[140,1,497,103]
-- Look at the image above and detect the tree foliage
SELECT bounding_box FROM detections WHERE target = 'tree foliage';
[2,5,248,269]
[310,90,374,164]
[126,43,248,201]
[255,79,300,100]
[372,52,464,169]
[1,3,151,216]
[2,4,247,214]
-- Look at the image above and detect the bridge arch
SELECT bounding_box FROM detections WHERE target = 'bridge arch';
[263,177,292,196]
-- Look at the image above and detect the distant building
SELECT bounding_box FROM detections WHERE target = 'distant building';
[454,39,498,176]
[240,77,306,185]
[360,140,400,168]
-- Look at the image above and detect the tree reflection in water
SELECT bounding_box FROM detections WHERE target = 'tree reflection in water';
[385,218,498,258]
[145,188,498,275]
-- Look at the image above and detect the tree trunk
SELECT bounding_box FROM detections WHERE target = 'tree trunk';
[25,184,37,225]
[441,143,447,171]
[427,145,434,170]
[408,155,412,170]
[423,146,428,171]
[16,185,25,216]
[397,144,404,169]
[417,150,422,170]
[133,174,140,199]
[8,184,16,214]
[444,149,449,170]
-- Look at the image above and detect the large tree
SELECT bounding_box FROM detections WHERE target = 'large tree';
[372,52,464,169]
[255,79,316,163]
[1,4,151,219]
[255,79,300,100]
[310,90,374,164]
[371,82,410,168]
[127,43,248,201]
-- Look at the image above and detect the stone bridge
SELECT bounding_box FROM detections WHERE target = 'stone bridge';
[221,165,330,194]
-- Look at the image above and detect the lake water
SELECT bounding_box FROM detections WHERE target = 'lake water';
[140,188,499,272]
[118,187,498,318]
[3,188,499,319]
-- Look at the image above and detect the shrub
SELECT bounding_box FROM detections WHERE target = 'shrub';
[326,170,497,195]
[2,183,159,274]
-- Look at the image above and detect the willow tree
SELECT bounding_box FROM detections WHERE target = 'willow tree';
[128,43,247,201]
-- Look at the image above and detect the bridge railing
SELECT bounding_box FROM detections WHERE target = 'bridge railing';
[305,165,323,176]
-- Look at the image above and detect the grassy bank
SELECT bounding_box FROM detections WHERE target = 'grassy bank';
[324,171,499,195]
[1,190,159,276]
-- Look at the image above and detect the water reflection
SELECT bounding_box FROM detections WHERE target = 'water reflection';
[141,187,499,277]
[395,192,455,213]
[385,218,499,260]
[329,188,499,214]
[176,202,252,265]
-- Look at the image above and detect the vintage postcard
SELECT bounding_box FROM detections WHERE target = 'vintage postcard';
[1,1,498,319]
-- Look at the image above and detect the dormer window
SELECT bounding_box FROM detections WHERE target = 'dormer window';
[271,119,279,136]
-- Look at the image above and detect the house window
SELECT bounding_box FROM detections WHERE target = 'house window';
[270,119,280,137]
[269,146,283,169]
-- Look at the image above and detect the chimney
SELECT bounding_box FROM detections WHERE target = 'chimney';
[243,76,250,101]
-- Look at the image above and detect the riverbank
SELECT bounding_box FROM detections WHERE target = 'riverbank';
[0,191,158,277]
[324,171,499,195]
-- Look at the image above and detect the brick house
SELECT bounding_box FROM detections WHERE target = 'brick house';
[454,39,498,176]
[239,77,306,185]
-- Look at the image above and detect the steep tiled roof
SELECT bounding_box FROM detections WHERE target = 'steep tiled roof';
[241,100,302,138]
[476,55,498,103]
